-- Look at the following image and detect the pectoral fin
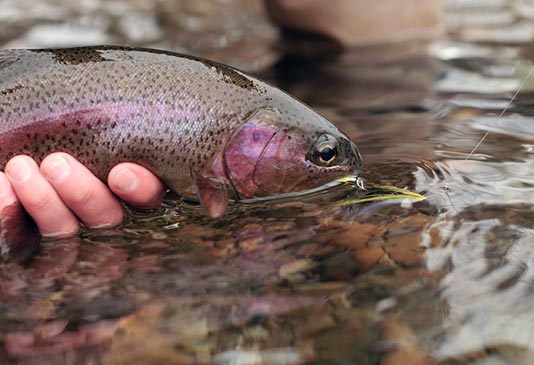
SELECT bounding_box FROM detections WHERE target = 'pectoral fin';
[192,172,229,218]
[1,202,40,263]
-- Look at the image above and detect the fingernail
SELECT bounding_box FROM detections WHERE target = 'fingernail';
[42,154,70,183]
[113,167,139,193]
[6,158,32,184]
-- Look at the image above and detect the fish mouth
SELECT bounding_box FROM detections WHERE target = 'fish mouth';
[290,162,355,193]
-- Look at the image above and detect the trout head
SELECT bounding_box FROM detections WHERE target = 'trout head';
[224,107,363,199]
[192,107,362,218]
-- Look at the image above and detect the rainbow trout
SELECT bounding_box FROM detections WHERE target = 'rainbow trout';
[0,46,362,260]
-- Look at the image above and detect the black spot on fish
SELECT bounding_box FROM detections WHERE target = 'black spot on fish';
[0,84,23,96]
[32,48,109,65]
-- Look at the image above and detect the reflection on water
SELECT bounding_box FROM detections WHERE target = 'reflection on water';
[428,221,534,360]
[2,0,534,364]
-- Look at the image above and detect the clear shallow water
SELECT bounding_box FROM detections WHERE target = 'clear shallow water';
[2,1,534,364]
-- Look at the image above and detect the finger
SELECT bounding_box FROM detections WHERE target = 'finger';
[108,163,165,210]
[5,155,79,238]
[40,153,124,228]
[0,172,18,209]
[0,172,40,261]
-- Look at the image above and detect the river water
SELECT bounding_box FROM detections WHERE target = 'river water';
[1,1,534,364]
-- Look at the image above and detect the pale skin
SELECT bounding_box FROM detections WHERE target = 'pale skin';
[0,153,166,238]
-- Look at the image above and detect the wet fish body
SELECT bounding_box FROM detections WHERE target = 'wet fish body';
[0,46,362,259]
[1,47,277,196]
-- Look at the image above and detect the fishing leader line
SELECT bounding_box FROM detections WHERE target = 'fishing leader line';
[465,62,534,161]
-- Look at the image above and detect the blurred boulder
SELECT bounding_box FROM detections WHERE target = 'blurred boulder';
[265,0,445,47]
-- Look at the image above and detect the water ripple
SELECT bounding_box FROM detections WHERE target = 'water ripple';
[415,160,534,215]
[425,220,534,359]
[470,114,534,140]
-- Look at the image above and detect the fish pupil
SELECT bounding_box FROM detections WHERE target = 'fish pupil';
[319,146,336,163]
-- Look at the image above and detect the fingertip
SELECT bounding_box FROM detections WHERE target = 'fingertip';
[5,155,34,184]
[109,165,139,194]
[108,163,165,209]
[40,152,72,183]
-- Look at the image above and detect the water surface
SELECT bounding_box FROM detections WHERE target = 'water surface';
[2,1,534,364]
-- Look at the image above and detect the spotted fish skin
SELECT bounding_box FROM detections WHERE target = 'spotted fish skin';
[0,46,365,261]
[0,46,361,204]
[1,47,258,196]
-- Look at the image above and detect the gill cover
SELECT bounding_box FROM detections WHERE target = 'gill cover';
[224,108,280,198]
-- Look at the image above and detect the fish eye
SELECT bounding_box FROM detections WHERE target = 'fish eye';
[310,134,341,167]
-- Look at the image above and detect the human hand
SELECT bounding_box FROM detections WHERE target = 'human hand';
[0,153,165,238]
